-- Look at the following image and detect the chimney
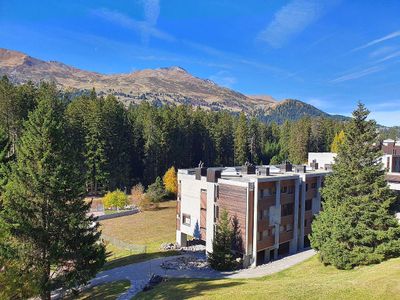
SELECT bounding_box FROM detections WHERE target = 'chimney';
[280,161,292,173]
[207,168,222,183]
[241,162,256,175]
[310,159,319,170]
[294,165,307,173]
[258,166,270,176]
[195,161,207,180]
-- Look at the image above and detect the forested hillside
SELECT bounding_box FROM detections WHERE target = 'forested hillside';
[0,76,345,192]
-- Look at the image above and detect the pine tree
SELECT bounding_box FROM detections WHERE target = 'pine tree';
[207,210,236,271]
[0,129,11,194]
[310,103,400,269]
[0,92,106,299]
[234,113,248,165]
[330,130,345,153]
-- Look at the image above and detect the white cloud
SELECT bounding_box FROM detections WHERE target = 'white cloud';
[92,4,175,44]
[369,46,397,58]
[257,0,336,48]
[330,66,384,83]
[351,30,400,52]
[209,71,237,88]
[374,50,400,63]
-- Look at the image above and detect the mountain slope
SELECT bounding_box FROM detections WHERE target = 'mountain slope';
[0,48,346,122]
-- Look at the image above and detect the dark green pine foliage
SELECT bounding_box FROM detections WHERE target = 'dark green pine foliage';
[0,90,106,299]
[84,98,109,195]
[207,210,236,271]
[0,129,11,194]
[310,103,400,270]
[234,113,249,165]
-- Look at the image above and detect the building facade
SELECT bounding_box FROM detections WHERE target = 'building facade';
[176,164,329,268]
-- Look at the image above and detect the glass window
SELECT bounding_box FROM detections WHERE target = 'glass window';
[281,203,294,216]
[280,186,288,194]
[305,199,312,211]
[288,186,294,194]
[262,229,269,239]
[280,225,284,232]
[311,182,317,189]
[286,223,293,232]
[182,213,191,226]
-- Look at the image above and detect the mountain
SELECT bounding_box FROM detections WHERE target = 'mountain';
[0,48,346,122]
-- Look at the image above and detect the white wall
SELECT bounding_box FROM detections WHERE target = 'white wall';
[178,173,207,238]
[308,152,337,168]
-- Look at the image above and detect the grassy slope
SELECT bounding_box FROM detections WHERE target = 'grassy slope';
[67,280,130,300]
[136,256,400,300]
[100,201,178,270]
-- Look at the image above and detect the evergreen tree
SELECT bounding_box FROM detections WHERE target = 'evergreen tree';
[310,103,400,269]
[234,113,248,165]
[0,129,11,194]
[0,92,106,299]
[289,118,310,164]
[248,117,262,164]
[207,210,236,271]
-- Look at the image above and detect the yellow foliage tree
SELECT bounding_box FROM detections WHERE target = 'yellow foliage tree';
[331,130,345,153]
[163,166,177,195]
[103,189,128,210]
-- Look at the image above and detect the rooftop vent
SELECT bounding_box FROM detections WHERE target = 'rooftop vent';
[195,161,207,180]
[324,164,333,171]
[310,159,319,170]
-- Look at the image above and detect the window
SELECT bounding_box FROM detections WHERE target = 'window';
[311,182,317,189]
[305,184,309,191]
[288,186,294,194]
[263,209,269,219]
[280,225,284,232]
[262,229,269,239]
[259,210,263,220]
[281,203,294,216]
[280,186,288,194]
[304,219,308,227]
[182,213,191,226]
[215,185,219,201]
[214,205,219,222]
[286,223,293,232]
[258,231,262,241]
[261,187,275,198]
[271,227,275,235]
[305,199,312,211]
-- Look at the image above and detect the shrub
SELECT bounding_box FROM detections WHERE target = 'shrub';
[130,183,145,207]
[103,189,128,210]
[146,177,165,203]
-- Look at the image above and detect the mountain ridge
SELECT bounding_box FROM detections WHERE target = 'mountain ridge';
[0,48,346,123]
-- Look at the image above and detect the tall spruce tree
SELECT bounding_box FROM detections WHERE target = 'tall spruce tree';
[310,103,400,269]
[234,113,248,165]
[0,91,106,299]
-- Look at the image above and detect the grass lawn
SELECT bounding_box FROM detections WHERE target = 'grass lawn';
[135,256,400,300]
[100,200,179,270]
[67,280,130,300]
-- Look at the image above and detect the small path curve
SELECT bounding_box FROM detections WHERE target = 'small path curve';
[88,249,316,299]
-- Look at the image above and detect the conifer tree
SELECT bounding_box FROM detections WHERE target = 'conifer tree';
[234,113,248,165]
[207,210,236,271]
[0,91,106,299]
[0,129,11,194]
[310,103,400,269]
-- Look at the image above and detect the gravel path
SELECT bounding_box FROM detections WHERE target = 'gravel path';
[88,249,316,299]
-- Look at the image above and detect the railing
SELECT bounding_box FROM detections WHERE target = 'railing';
[101,233,147,254]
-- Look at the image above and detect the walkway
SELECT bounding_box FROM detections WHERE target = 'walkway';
[88,249,316,299]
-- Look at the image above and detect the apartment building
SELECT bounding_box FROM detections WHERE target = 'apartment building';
[382,139,400,173]
[176,163,329,268]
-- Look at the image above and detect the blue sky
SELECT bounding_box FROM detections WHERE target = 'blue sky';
[1,0,399,126]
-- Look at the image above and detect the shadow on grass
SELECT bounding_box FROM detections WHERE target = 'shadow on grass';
[66,280,130,300]
[103,251,180,271]
[135,278,244,300]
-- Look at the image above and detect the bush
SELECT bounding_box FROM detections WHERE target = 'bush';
[103,190,128,210]
[146,177,165,203]
[130,183,145,207]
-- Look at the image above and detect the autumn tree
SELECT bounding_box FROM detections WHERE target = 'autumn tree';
[331,130,345,153]
[163,166,178,196]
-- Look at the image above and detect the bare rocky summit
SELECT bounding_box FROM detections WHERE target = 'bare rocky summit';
[0,48,276,112]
